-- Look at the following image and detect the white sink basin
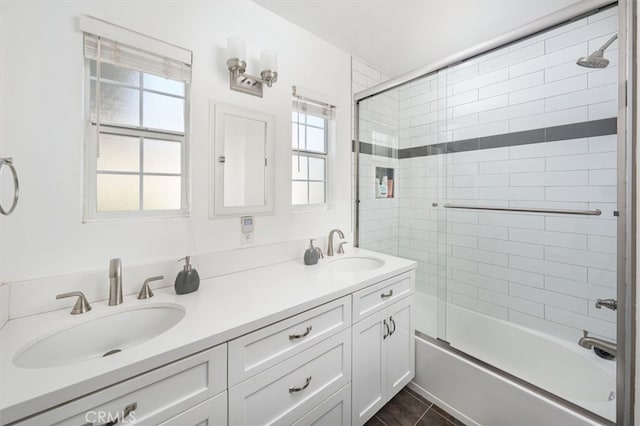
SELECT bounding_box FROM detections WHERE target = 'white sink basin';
[327,256,385,272]
[13,304,185,369]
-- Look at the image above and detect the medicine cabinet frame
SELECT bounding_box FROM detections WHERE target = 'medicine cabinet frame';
[209,101,275,218]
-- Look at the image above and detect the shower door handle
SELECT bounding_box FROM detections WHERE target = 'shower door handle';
[383,319,390,339]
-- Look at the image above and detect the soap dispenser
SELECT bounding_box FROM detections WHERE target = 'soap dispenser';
[175,256,200,295]
[304,239,320,265]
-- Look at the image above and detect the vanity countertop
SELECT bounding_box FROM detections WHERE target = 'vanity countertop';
[0,248,416,424]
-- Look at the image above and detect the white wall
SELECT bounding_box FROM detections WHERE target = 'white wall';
[0,1,351,305]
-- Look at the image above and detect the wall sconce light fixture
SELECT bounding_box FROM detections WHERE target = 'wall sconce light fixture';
[226,36,278,97]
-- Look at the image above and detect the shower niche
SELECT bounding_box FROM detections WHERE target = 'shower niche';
[374,167,394,199]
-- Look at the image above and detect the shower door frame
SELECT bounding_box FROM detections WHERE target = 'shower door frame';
[353,0,636,424]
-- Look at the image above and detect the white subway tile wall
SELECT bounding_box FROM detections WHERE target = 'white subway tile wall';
[353,57,400,255]
[355,6,619,344]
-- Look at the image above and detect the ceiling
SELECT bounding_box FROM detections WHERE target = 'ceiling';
[254,0,581,78]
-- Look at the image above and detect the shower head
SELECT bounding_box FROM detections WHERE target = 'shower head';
[576,34,618,68]
[576,50,610,68]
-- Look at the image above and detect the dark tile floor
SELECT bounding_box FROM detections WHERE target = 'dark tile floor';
[364,386,466,426]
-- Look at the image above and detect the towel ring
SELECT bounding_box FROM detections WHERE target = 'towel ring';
[0,158,19,215]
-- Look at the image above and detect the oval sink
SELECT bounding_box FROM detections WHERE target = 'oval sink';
[327,256,385,272]
[13,304,185,369]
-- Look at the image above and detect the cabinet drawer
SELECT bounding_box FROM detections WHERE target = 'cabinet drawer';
[228,296,351,386]
[18,344,227,426]
[228,328,351,426]
[352,272,414,323]
[292,384,351,426]
[158,391,227,426]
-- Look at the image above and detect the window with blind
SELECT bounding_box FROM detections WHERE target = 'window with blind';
[80,16,192,219]
[291,89,335,208]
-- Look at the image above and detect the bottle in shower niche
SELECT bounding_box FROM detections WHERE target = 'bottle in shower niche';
[380,176,388,197]
[175,256,200,295]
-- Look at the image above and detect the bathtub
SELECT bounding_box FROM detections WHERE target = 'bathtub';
[411,292,615,425]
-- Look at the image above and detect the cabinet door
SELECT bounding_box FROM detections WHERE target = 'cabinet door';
[386,297,414,398]
[351,309,388,426]
[158,391,227,426]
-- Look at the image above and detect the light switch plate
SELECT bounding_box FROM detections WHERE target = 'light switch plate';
[241,216,254,245]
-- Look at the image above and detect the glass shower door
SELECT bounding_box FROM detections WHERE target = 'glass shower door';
[439,7,619,421]
[356,71,450,344]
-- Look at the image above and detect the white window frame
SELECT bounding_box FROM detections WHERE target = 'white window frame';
[291,87,336,212]
[80,16,192,222]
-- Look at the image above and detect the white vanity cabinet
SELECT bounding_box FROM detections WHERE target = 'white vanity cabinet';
[351,273,415,426]
[16,344,227,426]
[6,261,417,426]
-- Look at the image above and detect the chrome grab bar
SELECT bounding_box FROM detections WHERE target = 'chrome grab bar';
[0,158,19,215]
[443,203,601,216]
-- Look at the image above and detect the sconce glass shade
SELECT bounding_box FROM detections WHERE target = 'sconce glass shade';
[227,36,246,60]
[226,39,278,97]
[260,50,278,72]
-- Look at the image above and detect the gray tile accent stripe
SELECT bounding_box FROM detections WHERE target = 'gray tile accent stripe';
[354,118,616,159]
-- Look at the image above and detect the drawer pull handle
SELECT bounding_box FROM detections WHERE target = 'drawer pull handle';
[88,402,137,426]
[380,289,394,299]
[389,316,396,336]
[289,325,312,340]
[289,376,312,393]
[383,319,390,339]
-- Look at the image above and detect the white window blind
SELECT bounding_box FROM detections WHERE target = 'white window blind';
[80,15,192,82]
[83,34,191,83]
[292,89,336,119]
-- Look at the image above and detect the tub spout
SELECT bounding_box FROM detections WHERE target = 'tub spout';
[578,330,616,356]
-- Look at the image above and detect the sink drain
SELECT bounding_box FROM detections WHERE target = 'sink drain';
[103,349,122,357]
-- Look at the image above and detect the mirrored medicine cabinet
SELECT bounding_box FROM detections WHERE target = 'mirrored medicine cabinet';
[210,102,275,217]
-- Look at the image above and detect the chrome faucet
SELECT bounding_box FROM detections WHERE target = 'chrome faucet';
[108,258,123,306]
[595,298,617,311]
[578,330,617,356]
[327,229,345,256]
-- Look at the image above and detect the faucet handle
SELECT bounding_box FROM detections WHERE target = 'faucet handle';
[315,247,324,259]
[138,275,164,300]
[583,330,589,338]
[56,291,92,315]
[337,241,348,254]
